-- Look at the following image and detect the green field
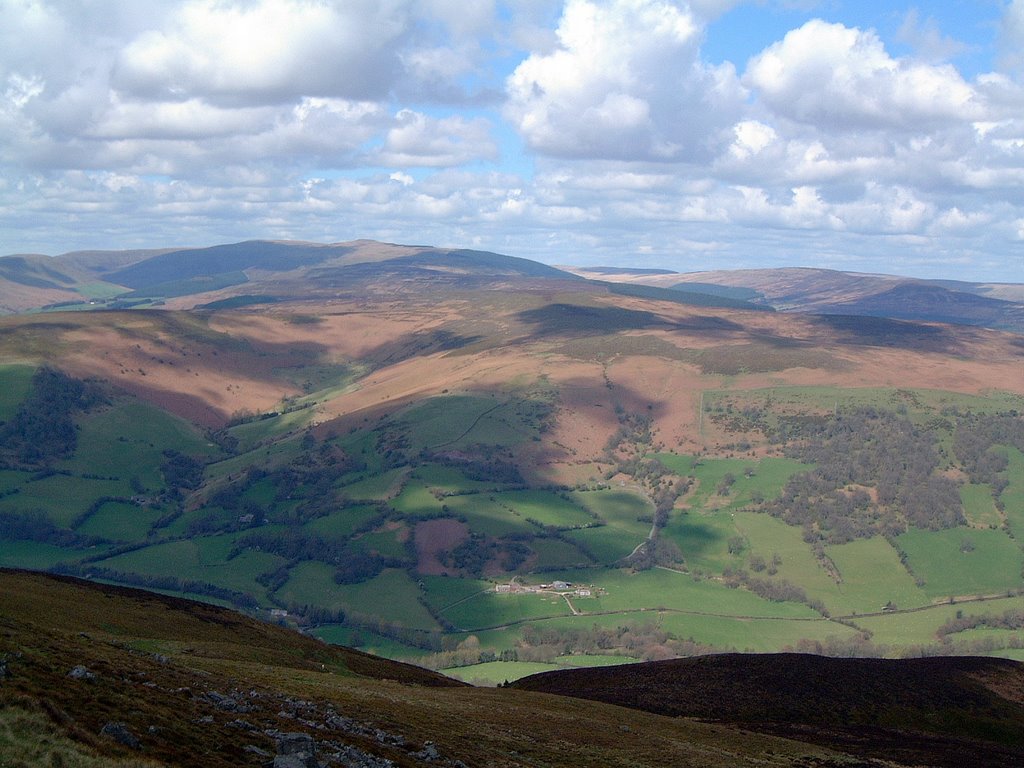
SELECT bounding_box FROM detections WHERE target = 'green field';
[94,534,284,598]
[75,501,163,541]
[61,400,218,488]
[387,394,541,453]
[304,504,382,538]
[440,494,537,537]
[340,467,408,501]
[3,474,131,527]
[897,527,1024,599]
[565,524,646,562]
[544,567,822,619]
[654,454,810,513]
[496,489,596,528]
[438,589,574,631]
[1000,448,1024,543]
[0,541,82,569]
[570,489,652,537]
[0,364,35,420]
[960,483,1003,528]
[852,596,1024,646]
[825,537,929,615]
[277,564,440,631]
[442,661,561,685]
[661,511,741,574]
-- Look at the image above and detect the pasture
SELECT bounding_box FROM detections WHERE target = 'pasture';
[960,483,1003,528]
[75,501,163,541]
[1000,448,1024,541]
[0,364,34,420]
[495,489,596,528]
[897,527,1024,599]
[277,564,440,631]
[852,595,1024,647]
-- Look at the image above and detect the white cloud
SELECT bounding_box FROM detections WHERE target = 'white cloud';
[374,109,498,167]
[0,1,1021,281]
[896,9,969,64]
[504,0,745,161]
[746,19,981,130]
[999,0,1024,73]
[114,0,412,104]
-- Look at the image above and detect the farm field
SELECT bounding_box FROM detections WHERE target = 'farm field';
[896,527,1024,599]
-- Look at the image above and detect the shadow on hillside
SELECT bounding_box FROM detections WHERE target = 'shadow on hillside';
[813,314,962,353]
[515,303,744,338]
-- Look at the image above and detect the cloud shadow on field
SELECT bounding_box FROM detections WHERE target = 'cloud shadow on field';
[515,303,744,338]
[812,314,962,353]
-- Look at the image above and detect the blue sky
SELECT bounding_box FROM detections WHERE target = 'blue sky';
[1,0,1022,281]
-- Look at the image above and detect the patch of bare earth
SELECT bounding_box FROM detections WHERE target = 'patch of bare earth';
[414,518,469,576]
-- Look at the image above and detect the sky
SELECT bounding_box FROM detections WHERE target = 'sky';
[1,0,1023,281]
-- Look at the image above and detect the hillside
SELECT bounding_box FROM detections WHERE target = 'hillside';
[1,569,911,768]
[0,240,1022,687]
[567,265,1024,332]
[513,653,1024,767]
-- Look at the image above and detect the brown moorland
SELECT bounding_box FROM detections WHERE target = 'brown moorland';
[2,569,889,768]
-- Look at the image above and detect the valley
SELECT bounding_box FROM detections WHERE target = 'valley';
[0,241,1022,687]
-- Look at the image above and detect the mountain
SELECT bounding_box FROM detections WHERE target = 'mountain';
[0,568,946,768]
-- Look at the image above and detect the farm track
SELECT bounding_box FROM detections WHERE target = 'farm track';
[432,401,505,450]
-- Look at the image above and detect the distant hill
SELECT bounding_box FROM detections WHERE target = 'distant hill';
[514,652,1024,768]
[568,265,1024,333]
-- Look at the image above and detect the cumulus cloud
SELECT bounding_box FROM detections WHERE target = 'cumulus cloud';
[114,0,411,104]
[504,0,745,161]
[746,20,981,131]
[999,0,1024,73]
[0,1,1021,280]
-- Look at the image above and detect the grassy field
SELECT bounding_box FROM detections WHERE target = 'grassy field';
[570,489,652,537]
[442,660,561,685]
[76,500,163,541]
[94,534,284,598]
[304,504,382,538]
[340,467,408,501]
[3,474,131,527]
[852,595,1024,647]
[661,511,741,574]
[565,525,646,562]
[497,489,596,528]
[277,564,440,631]
[1000,448,1024,544]
[434,588,574,631]
[546,567,823,619]
[0,363,34,420]
[61,400,219,489]
[656,611,857,652]
[960,483,1003,528]
[897,527,1024,599]
[825,537,929,615]
[439,493,537,537]
[654,454,810,513]
[0,540,84,569]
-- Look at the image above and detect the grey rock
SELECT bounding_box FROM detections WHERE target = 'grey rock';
[99,722,140,750]
[275,732,318,768]
[68,665,96,680]
[412,741,441,761]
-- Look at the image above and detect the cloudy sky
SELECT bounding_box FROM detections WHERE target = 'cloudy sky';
[2,0,1022,280]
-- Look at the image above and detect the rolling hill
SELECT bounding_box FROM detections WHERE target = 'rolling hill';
[0,239,1022,690]
[567,265,1024,333]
